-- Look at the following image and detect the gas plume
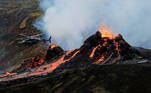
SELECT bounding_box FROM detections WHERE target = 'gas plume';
[35,0,151,49]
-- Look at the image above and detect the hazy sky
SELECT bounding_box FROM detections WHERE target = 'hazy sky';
[35,0,151,50]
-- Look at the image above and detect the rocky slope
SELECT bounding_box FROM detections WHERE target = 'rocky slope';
[1,64,151,93]
[0,0,47,72]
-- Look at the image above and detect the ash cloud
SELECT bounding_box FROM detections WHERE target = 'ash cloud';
[35,0,151,50]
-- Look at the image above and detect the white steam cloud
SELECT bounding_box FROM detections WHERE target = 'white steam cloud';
[35,0,151,50]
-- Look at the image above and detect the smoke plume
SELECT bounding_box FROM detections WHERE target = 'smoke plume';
[35,0,151,50]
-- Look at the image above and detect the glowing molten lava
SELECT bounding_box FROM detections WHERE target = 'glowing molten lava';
[99,25,116,39]
[89,45,100,58]
[0,25,135,82]
[50,44,57,49]
[0,72,17,78]
[27,56,45,68]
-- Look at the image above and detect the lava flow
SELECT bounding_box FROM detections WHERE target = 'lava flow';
[0,25,139,82]
[89,26,116,59]
[27,56,45,68]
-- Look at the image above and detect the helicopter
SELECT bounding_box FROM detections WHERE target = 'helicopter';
[18,33,51,44]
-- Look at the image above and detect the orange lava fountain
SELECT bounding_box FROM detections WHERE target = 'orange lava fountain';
[50,44,58,49]
[99,25,116,39]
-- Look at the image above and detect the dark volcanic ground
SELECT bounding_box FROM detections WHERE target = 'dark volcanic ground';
[0,0,47,72]
[0,0,151,93]
[1,64,151,93]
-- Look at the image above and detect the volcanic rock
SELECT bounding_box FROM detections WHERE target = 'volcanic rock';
[55,31,141,70]
[45,44,64,61]
[0,0,46,72]
[1,64,151,93]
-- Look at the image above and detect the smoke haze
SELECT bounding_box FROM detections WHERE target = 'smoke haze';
[35,0,151,50]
